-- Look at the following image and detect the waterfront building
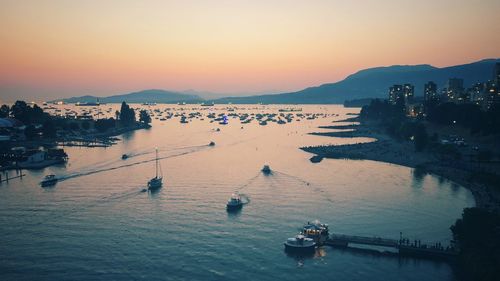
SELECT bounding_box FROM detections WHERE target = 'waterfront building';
[403,84,415,104]
[424,81,438,102]
[446,78,465,103]
[389,85,404,106]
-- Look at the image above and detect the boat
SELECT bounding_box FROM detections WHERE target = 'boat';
[284,234,316,252]
[226,193,243,211]
[76,99,100,106]
[122,154,128,160]
[40,174,58,187]
[261,165,271,175]
[147,148,163,190]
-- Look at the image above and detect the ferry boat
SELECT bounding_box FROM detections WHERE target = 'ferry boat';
[40,175,58,187]
[226,193,243,211]
[147,148,163,190]
[303,220,329,244]
[284,234,316,252]
[261,165,271,175]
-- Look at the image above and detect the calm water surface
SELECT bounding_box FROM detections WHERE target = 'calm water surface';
[0,105,474,281]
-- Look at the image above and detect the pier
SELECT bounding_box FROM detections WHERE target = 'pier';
[325,233,458,260]
[0,170,26,184]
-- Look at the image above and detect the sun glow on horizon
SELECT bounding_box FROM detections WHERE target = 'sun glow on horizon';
[1,0,499,101]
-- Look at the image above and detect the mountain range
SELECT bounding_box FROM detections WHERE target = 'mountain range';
[56,89,203,104]
[56,58,499,104]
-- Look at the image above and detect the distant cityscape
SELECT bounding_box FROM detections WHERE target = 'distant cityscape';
[388,62,500,116]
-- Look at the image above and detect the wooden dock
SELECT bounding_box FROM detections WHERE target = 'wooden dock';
[325,233,458,260]
[0,171,26,184]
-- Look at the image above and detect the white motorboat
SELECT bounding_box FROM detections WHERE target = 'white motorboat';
[40,174,58,187]
[226,193,243,211]
[284,234,316,252]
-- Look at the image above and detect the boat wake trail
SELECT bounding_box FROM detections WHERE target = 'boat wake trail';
[235,172,262,192]
[127,144,207,159]
[2,187,144,236]
[239,193,251,205]
[272,170,335,204]
[59,146,208,182]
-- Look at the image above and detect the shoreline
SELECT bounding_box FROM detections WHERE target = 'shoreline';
[301,118,500,213]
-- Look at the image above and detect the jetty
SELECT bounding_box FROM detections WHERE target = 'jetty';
[0,170,26,184]
[325,233,458,260]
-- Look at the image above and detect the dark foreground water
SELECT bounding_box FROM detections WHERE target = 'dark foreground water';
[0,105,474,280]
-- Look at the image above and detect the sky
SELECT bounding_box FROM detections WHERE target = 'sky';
[1,0,499,102]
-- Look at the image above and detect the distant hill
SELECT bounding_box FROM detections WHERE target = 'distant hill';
[56,59,500,105]
[56,89,203,104]
[215,58,500,104]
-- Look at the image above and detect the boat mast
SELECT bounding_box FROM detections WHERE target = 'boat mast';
[155,148,158,178]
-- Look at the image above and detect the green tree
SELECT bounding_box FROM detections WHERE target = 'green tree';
[139,110,151,124]
[95,118,116,132]
[119,102,135,126]
[42,120,57,138]
[0,104,9,118]
[10,101,47,124]
[69,122,80,131]
[24,124,38,140]
[413,123,428,152]
[451,208,500,281]
[81,121,90,130]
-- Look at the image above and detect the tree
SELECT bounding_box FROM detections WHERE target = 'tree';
[95,118,116,132]
[119,102,135,126]
[42,120,57,138]
[413,123,428,152]
[24,125,38,140]
[9,101,47,124]
[69,122,80,131]
[0,104,9,118]
[81,121,90,130]
[139,110,151,124]
[450,208,500,281]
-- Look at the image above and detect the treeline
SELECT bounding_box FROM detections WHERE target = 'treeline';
[451,208,500,281]
[360,99,500,152]
[0,101,152,138]
[360,100,428,151]
[426,102,500,135]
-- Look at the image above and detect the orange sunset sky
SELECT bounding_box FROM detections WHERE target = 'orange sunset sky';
[1,0,499,101]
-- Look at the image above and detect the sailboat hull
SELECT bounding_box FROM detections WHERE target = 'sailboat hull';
[148,177,163,190]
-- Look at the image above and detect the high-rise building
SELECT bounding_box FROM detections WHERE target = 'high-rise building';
[403,84,415,104]
[424,81,438,102]
[389,85,404,105]
[470,82,486,106]
[446,78,464,102]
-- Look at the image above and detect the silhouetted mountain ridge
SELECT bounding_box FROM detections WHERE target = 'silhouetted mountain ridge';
[55,89,203,104]
[215,58,500,104]
[56,59,500,104]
